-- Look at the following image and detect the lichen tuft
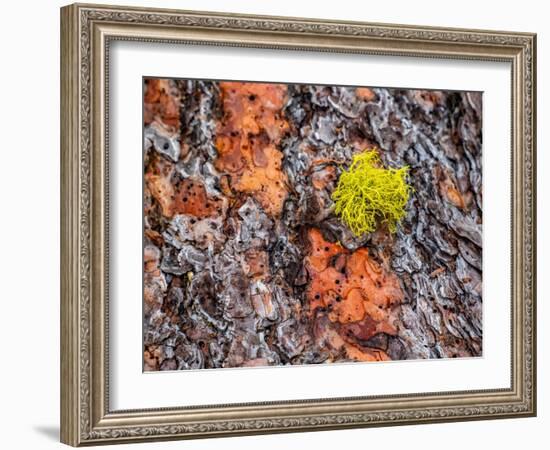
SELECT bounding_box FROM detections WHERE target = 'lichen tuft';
[331,149,412,237]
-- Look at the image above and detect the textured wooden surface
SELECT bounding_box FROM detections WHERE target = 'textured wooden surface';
[143,78,482,370]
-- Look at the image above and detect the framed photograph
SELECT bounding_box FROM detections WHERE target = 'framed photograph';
[60,3,536,446]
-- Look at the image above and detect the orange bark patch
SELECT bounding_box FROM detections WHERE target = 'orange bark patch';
[346,346,391,362]
[440,181,467,209]
[144,78,181,129]
[328,288,366,323]
[356,87,376,102]
[430,267,446,278]
[144,229,164,248]
[243,250,269,278]
[146,173,175,218]
[436,165,472,210]
[214,82,289,217]
[145,153,220,219]
[144,245,161,274]
[317,317,389,362]
[311,165,337,190]
[305,228,403,361]
[145,154,176,218]
[172,179,221,219]
[411,90,444,111]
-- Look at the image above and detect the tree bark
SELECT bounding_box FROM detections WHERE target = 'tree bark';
[143,79,482,370]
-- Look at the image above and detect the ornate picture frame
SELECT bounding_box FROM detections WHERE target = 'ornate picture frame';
[60,3,536,446]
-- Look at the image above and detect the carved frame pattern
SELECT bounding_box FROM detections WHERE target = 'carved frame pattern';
[60,3,536,446]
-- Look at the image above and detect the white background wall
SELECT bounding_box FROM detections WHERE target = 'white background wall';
[0,0,546,448]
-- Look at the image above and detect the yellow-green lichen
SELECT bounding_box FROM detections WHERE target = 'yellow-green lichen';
[331,149,412,237]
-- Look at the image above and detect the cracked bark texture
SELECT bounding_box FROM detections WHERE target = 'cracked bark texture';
[143,78,482,371]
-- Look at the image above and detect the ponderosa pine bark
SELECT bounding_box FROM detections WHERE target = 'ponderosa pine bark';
[143,79,482,370]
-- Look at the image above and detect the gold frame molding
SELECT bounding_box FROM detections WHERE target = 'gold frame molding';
[60,3,536,446]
